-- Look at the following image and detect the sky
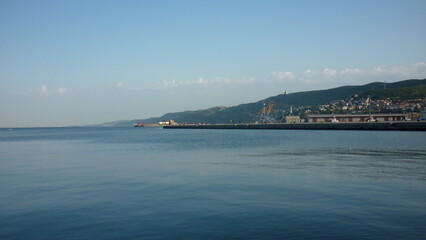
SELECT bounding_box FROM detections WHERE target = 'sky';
[1,0,425,127]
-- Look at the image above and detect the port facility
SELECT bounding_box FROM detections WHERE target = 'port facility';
[163,121,426,131]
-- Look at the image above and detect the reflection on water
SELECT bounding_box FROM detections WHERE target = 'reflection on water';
[0,127,426,240]
[200,147,426,182]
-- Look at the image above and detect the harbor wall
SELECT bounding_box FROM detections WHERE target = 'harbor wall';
[163,121,426,131]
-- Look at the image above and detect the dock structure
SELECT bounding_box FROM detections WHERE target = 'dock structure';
[163,121,426,131]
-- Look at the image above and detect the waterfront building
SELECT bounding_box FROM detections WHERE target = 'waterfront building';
[307,113,406,123]
[158,119,177,125]
[285,116,301,123]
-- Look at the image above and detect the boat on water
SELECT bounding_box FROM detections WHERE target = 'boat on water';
[134,122,144,127]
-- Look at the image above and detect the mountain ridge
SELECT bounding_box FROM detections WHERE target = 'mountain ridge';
[99,78,426,126]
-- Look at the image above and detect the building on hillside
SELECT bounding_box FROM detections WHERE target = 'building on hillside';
[307,113,406,123]
[285,116,301,123]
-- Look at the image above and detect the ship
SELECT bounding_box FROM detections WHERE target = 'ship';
[134,122,144,127]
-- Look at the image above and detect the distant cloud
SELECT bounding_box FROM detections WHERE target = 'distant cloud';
[347,62,426,79]
[27,85,67,97]
[323,68,337,77]
[162,79,178,87]
[161,77,251,88]
[340,68,362,75]
[272,71,294,80]
[388,62,426,78]
[111,62,425,96]
[116,82,125,88]
[57,88,67,94]
[299,68,337,83]
[36,85,49,96]
[296,62,426,84]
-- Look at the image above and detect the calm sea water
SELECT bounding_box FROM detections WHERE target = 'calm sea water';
[0,127,425,240]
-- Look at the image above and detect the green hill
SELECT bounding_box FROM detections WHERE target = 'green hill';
[102,78,426,126]
[359,84,426,100]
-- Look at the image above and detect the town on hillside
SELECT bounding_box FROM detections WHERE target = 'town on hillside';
[272,93,426,123]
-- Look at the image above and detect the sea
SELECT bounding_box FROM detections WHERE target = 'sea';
[0,127,425,240]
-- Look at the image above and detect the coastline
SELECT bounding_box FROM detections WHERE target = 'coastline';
[163,121,426,131]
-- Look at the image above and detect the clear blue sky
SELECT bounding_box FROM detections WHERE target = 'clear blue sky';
[1,0,425,127]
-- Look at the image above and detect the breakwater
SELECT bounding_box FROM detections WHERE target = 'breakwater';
[164,121,426,131]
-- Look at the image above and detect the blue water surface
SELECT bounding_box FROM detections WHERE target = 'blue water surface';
[0,127,425,240]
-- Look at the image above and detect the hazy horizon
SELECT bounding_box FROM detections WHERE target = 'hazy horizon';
[2,77,424,128]
[1,0,425,127]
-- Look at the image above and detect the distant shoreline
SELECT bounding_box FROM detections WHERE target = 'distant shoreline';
[163,121,426,131]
